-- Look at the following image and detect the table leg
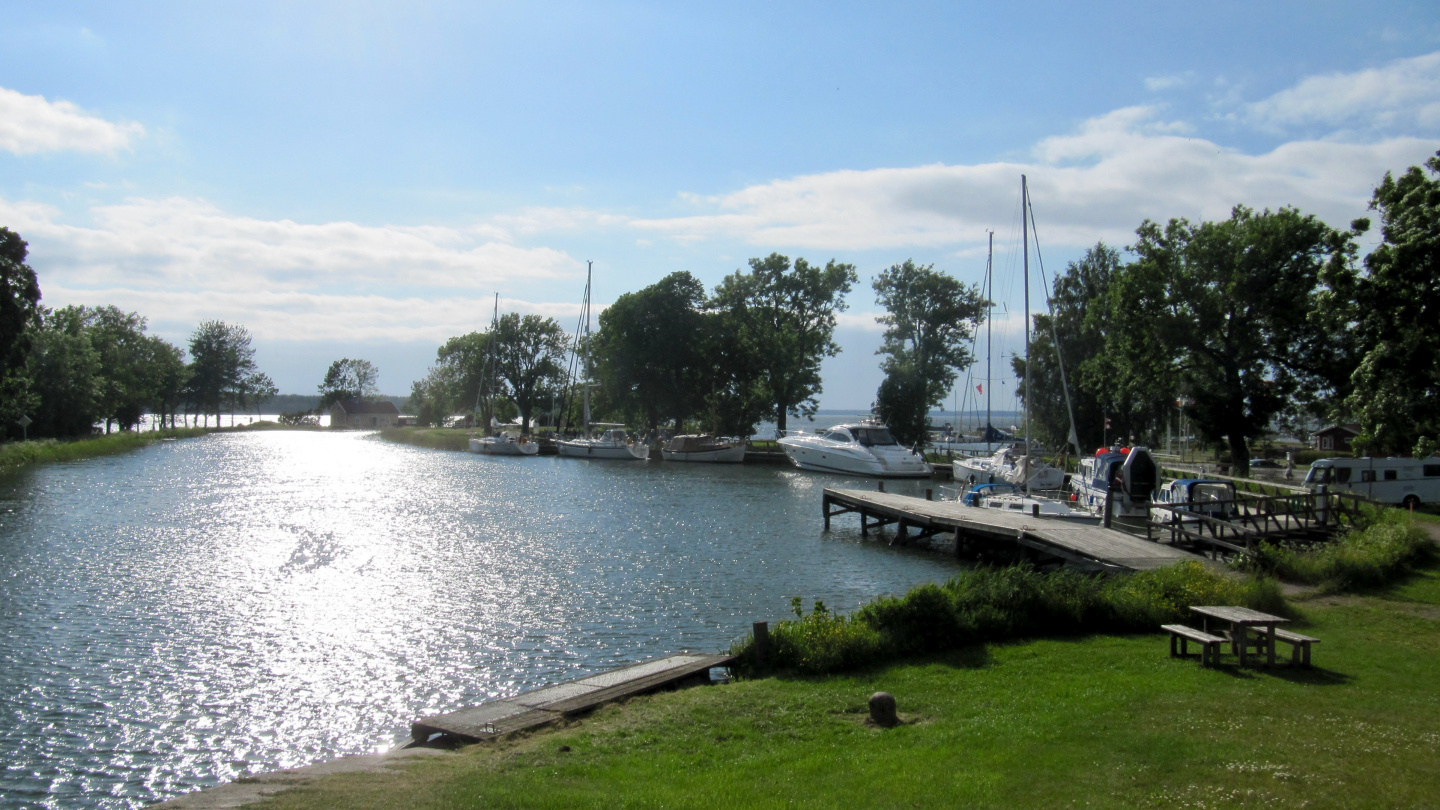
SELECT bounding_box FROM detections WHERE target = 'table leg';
[1265,624,1276,666]
[1236,623,1247,667]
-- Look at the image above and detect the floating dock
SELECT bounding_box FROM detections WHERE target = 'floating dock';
[822,488,1225,573]
[410,653,734,745]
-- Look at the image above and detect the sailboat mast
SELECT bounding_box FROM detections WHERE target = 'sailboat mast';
[1022,175,1031,490]
[985,229,993,455]
[582,260,592,438]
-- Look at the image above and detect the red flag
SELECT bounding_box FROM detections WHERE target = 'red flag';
[976,384,983,394]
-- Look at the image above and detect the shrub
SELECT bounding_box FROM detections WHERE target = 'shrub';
[1250,510,1434,590]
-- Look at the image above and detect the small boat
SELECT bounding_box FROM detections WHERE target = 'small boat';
[777,421,931,478]
[953,445,1065,490]
[1152,478,1237,525]
[469,433,540,456]
[1068,446,1160,518]
[961,482,1098,521]
[661,434,746,463]
[556,427,650,460]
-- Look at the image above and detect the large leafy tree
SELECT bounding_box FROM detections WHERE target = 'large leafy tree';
[1119,206,1354,476]
[0,227,42,437]
[407,332,496,427]
[593,271,710,431]
[81,306,154,432]
[712,253,856,433]
[24,307,101,437]
[872,260,987,447]
[186,320,258,425]
[317,358,380,411]
[1329,152,1440,456]
[492,313,566,433]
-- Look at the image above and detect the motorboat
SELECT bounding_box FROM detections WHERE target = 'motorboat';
[1068,446,1160,518]
[1152,479,1237,526]
[469,433,540,456]
[953,445,1065,490]
[556,427,650,460]
[960,482,1098,521]
[777,421,931,478]
[661,434,746,463]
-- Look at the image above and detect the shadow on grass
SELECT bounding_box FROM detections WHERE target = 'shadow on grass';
[1261,664,1352,685]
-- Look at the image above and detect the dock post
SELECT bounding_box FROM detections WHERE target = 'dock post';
[926,488,933,501]
[822,493,831,531]
[1031,504,1040,517]
[752,622,770,669]
[878,481,885,493]
[1103,487,1114,529]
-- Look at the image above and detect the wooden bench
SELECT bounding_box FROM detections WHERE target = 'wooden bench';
[1272,628,1319,667]
[1161,624,1227,666]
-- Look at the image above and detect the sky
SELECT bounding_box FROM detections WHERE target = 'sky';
[2,1,1439,410]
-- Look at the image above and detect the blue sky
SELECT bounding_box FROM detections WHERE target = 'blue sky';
[3,1,1439,409]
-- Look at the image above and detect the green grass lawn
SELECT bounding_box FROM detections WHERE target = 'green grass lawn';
[377,426,475,452]
[259,565,1440,809]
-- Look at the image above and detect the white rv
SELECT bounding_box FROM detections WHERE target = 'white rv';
[1302,457,1440,508]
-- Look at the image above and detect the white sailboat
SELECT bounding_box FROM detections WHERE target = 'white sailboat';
[964,177,1081,517]
[555,262,649,461]
[470,294,540,456]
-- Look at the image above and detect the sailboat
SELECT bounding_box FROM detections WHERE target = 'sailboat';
[555,262,649,461]
[469,294,539,456]
[962,177,1082,517]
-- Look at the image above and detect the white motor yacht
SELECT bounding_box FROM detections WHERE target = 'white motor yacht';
[661,434,746,463]
[777,422,931,478]
[953,445,1065,490]
[556,428,650,460]
[469,433,540,456]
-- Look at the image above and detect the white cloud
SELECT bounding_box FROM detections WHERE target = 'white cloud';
[1244,50,1440,132]
[3,196,582,294]
[1144,72,1196,92]
[629,106,1439,251]
[0,85,145,155]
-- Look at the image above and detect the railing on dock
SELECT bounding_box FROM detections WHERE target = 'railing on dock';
[1147,489,1370,558]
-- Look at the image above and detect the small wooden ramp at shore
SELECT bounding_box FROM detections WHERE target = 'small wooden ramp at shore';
[823,488,1226,573]
[410,653,734,744]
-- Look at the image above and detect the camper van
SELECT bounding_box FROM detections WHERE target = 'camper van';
[1303,457,1440,508]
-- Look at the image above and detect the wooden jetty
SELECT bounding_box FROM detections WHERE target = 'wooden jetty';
[410,653,733,745]
[822,488,1225,573]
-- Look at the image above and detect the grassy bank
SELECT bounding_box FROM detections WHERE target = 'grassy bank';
[0,428,210,473]
[377,426,474,452]
[257,560,1440,809]
[1249,510,1435,591]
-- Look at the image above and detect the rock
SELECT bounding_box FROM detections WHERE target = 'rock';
[868,691,898,727]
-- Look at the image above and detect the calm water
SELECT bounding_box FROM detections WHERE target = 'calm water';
[0,431,957,808]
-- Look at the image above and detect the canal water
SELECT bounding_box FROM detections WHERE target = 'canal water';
[0,431,958,809]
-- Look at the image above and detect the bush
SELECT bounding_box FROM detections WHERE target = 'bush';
[1249,510,1434,590]
[732,562,1284,676]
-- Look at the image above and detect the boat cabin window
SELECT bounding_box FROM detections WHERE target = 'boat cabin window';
[1192,483,1231,504]
[853,428,897,446]
[825,430,852,443]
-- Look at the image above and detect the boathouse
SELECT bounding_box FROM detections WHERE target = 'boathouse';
[328,398,401,428]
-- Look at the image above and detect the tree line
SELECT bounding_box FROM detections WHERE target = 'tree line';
[0,228,273,439]
[1016,152,1440,476]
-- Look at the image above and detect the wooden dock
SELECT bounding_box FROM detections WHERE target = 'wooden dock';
[822,488,1225,573]
[410,653,733,745]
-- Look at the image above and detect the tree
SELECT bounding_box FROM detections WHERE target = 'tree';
[317,358,380,411]
[25,307,101,437]
[593,271,710,431]
[187,321,258,425]
[0,227,42,438]
[1120,207,1354,476]
[1331,152,1440,456]
[712,253,857,433]
[492,314,566,433]
[872,260,987,447]
[143,336,189,429]
[80,306,153,432]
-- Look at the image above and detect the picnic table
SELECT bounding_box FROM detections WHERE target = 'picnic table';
[1190,605,1290,667]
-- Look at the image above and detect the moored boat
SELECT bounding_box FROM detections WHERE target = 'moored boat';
[777,421,931,478]
[1068,446,1160,518]
[469,433,540,456]
[556,428,650,460]
[661,434,746,463]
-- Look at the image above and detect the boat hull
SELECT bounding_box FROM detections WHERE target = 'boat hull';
[555,440,649,460]
[469,437,540,456]
[661,444,746,463]
[778,442,931,478]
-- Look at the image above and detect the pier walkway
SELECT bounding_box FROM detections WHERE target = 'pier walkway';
[823,488,1224,573]
[410,653,734,745]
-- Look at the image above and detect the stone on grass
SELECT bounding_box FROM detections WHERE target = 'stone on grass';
[867,691,898,727]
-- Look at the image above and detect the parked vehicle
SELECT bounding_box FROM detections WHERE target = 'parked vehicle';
[777,421,931,478]
[1303,457,1440,508]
